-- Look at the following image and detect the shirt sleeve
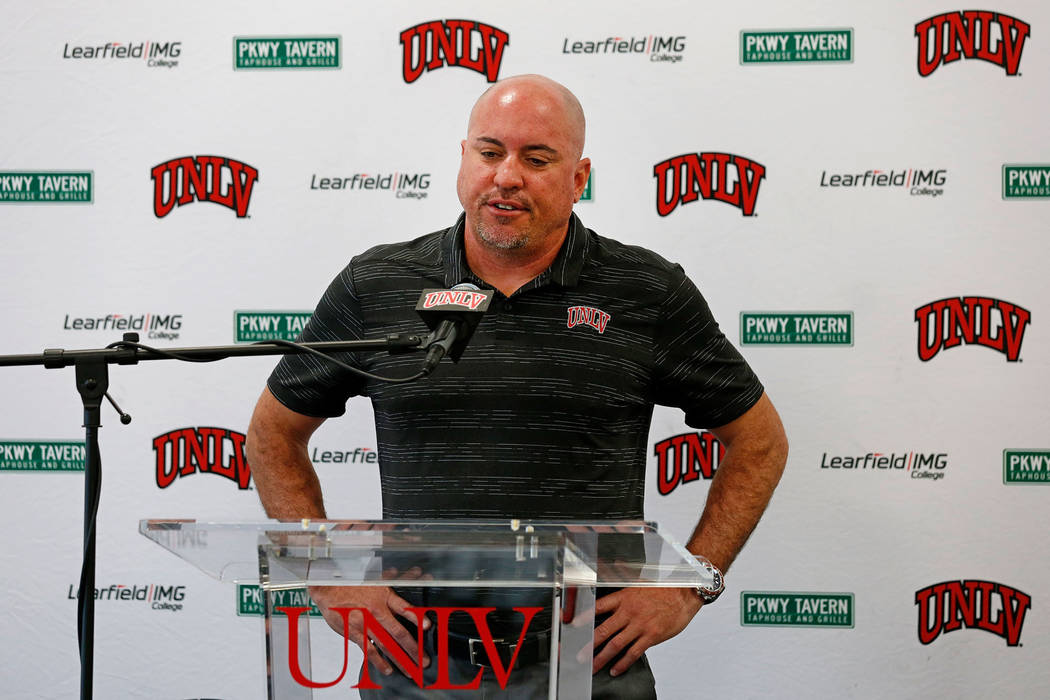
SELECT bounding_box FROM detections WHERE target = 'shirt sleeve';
[651,265,764,428]
[266,262,368,418]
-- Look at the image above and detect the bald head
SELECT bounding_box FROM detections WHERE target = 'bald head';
[467,74,586,160]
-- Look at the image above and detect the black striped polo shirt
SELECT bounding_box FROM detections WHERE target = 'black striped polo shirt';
[268,213,763,521]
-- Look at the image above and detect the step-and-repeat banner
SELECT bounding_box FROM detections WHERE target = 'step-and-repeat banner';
[1,2,1047,698]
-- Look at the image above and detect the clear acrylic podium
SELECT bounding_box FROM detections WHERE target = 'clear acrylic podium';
[140,519,716,698]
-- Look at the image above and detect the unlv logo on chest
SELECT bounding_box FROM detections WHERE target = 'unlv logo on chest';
[915,11,1030,76]
[400,20,509,83]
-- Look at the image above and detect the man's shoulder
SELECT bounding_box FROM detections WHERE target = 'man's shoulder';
[584,227,686,283]
[352,227,448,267]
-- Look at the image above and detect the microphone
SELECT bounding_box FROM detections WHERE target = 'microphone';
[415,282,493,375]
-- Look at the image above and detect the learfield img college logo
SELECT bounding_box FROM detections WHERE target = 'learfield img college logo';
[64,313,183,341]
[0,171,92,203]
[820,168,947,197]
[310,171,431,199]
[740,28,852,64]
[915,296,1030,362]
[654,152,766,217]
[62,40,181,68]
[821,451,948,481]
[153,427,251,489]
[916,580,1031,646]
[152,155,258,218]
[915,11,1030,76]
[234,36,340,69]
[400,19,509,83]
[560,34,686,63]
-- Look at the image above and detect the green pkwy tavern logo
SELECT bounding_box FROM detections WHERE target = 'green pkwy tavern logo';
[0,171,92,203]
[741,312,852,345]
[1003,164,1050,198]
[580,170,593,201]
[741,592,854,628]
[237,585,322,616]
[234,36,340,69]
[741,29,853,64]
[0,440,85,471]
[235,311,311,342]
[1004,449,1050,483]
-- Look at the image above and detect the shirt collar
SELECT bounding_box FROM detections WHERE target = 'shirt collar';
[441,212,590,290]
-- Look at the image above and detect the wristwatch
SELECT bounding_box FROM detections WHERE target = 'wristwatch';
[692,555,724,604]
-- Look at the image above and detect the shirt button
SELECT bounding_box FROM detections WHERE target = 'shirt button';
[504,301,514,313]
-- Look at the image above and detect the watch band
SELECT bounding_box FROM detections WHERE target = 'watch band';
[692,555,724,604]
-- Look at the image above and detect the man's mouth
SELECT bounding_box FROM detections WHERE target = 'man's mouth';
[486,199,528,213]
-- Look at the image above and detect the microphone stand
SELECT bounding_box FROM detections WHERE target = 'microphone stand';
[0,332,425,700]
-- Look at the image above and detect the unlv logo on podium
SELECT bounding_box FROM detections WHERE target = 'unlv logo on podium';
[279,605,541,690]
[151,155,259,218]
[400,20,509,83]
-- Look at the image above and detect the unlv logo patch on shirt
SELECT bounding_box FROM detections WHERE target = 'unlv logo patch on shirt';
[567,306,611,334]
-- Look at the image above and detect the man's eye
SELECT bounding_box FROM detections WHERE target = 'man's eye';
[480,150,500,158]
[527,158,549,166]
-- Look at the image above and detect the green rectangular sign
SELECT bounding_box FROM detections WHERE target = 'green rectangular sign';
[234,311,311,343]
[237,585,323,617]
[0,440,86,471]
[580,171,593,201]
[0,171,93,203]
[741,312,853,345]
[1003,449,1050,484]
[741,29,853,64]
[234,36,341,69]
[741,591,854,628]
[1002,164,1050,199]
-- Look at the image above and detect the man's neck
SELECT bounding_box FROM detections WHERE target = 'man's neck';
[463,222,569,298]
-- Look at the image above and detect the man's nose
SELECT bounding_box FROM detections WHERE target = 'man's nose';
[493,156,524,190]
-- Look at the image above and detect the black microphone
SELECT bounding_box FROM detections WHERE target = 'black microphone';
[415,282,493,375]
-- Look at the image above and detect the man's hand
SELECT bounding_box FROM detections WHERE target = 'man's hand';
[308,567,433,678]
[591,587,701,677]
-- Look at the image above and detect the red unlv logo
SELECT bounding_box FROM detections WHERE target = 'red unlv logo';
[653,152,765,217]
[915,580,1031,646]
[914,296,1030,362]
[915,11,1030,77]
[400,20,509,83]
[153,427,251,489]
[151,155,259,218]
[566,306,610,334]
[423,290,488,310]
[280,605,540,690]
[654,431,724,496]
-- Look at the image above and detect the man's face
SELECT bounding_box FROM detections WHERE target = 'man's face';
[456,83,590,254]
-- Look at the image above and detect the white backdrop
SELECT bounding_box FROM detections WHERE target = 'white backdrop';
[0,1,1047,698]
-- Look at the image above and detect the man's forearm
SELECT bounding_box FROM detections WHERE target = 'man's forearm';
[245,389,328,520]
[685,395,788,572]
[247,439,327,519]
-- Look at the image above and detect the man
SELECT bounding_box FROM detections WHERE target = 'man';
[247,74,788,698]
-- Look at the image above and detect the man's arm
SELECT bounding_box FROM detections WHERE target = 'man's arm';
[245,387,430,676]
[246,387,327,519]
[591,392,788,676]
